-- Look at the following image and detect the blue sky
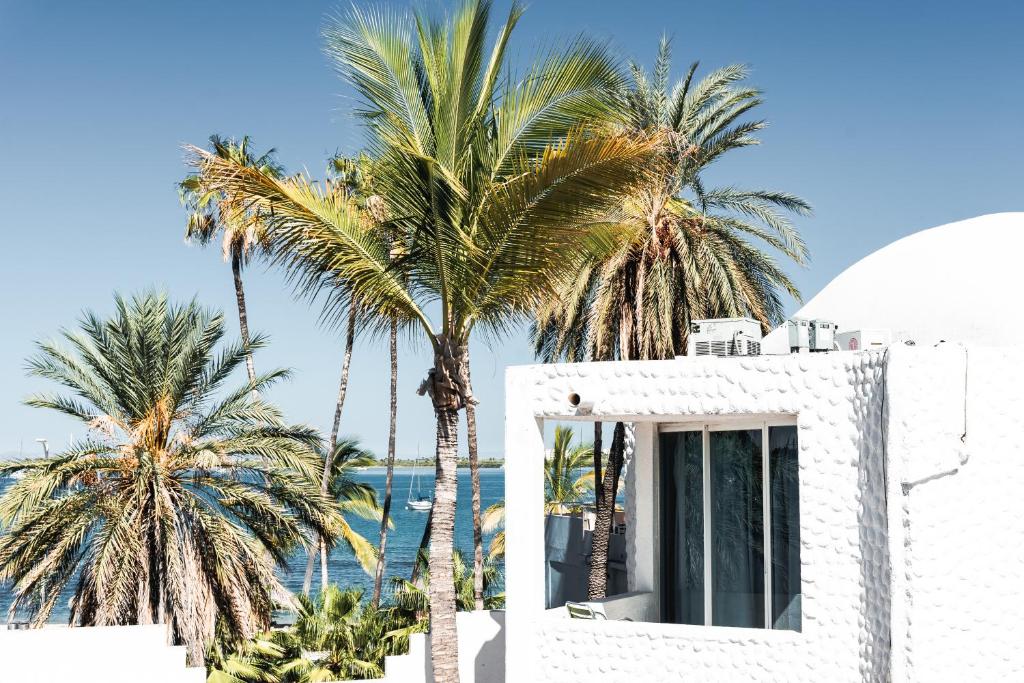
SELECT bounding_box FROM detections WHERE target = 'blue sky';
[1,0,1022,458]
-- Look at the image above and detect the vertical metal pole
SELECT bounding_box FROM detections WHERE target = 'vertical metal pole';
[702,426,712,626]
[762,423,772,629]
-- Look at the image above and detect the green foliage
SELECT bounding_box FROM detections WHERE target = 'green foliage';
[545,425,595,513]
[180,135,285,265]
[319,439,384,575]
[187,0,657,349]
[391,549,504,613]
[206,585,426,683]
[0,291,339,665]
[534,37,811,363]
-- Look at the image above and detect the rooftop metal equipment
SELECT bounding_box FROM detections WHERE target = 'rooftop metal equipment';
[687,317,763,357]
[809,319,837,352]
[786,319,811,352]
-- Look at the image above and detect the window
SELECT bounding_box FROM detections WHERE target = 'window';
[660,421,801,631]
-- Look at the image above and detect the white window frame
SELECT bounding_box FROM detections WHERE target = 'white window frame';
[660,416,798,629]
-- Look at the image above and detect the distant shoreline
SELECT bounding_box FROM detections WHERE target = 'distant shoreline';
[373,458,503,469]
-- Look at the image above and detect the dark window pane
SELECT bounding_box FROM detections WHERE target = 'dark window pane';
[659,431,704,625]
[769,425,801,631]
[710,429,764,628]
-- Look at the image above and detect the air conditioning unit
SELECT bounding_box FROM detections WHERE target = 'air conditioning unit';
[786,319,810,352]
[687,318,763,357]
[836,329,891,351]
[809,319,837,352]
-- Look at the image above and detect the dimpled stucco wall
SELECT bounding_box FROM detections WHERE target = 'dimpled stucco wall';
[887,346,1024,681]
[504,352,890,682]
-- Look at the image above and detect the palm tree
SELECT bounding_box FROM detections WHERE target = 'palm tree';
[392,549,505,615]
[274,587,385,681]
[207,585,420,683]
[305,152,382,593]
[303,296,358,597]
[545,426,596,513]
[188,2,657,677]
[534,37,811,599]
[316,439,385,577]
[180,135,285,387]
[482,425,594,561]
[325,154,400,611]
[373,312,399,609]
[0,292,337,665]
[464,350,485,610]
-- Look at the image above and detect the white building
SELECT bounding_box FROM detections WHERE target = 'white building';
[503,214,1024,682]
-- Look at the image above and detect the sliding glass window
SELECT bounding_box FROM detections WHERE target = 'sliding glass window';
[660,421,801,632]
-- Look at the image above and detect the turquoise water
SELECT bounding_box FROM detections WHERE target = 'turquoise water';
[0,467,505,622]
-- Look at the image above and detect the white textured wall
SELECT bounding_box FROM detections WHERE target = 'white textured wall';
[886,346,1024,681]
[505,353,890,682]
[378,610,505,682]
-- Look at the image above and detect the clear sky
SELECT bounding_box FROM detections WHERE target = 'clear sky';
[1,0,1022,458]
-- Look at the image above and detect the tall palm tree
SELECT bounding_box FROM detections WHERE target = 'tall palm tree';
[189,2,657,677]
[303,155,381,597]
[534,37,811,599]
[325,154,400,611]
[464,349,485,610]
[482,425,594,561]
[180,135,284,387]
[303,295,358,597]
[0,292,337,664]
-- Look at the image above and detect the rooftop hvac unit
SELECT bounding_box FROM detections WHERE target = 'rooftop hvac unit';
[809,319,837,352]
[687,318,763,357]
[786,319,810,352]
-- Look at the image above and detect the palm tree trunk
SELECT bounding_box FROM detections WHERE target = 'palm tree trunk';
[586,421,603,598]
[588,421,625,600]
[419,340,468,683]
[231,250,257,389]
[303,298,358,596]
[428,402,461,683]
[464,351,484,611]
[372,318,399,608]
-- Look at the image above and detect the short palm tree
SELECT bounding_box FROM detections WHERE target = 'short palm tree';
[483,426,593,561]
[534,38,811,599]
[392,549,504,615]
[189,2,657,679]
[317,439,384,577]
[275,586,385,681]
[0,292,338,665]
[207,585,416,683]
[180,135,285,386]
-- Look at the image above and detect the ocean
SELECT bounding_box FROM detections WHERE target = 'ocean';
[0,467,505,622]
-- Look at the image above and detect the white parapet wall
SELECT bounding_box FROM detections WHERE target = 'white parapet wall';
[377,610,505,683]
[0,624,205,683]
[505,346,1024,682]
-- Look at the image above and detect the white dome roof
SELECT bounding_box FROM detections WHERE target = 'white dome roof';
[764,212,1024,351]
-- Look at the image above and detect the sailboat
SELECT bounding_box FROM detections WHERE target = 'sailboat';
[406,445,432,511]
